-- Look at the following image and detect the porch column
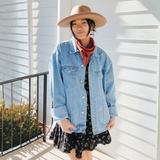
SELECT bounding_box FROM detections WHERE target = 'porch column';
[57,0,72,44]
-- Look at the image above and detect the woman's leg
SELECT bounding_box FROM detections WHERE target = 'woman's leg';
[68,148,87,160]
[84,151,93,160]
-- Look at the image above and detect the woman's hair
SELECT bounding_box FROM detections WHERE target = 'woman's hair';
[70,18,96,38]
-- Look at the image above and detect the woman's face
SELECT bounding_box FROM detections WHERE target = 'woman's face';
[71,18,92,40]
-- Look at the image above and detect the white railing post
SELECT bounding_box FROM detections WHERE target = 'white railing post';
[27,0,34,103]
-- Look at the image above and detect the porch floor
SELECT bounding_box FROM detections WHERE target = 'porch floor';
[1,135,116,160]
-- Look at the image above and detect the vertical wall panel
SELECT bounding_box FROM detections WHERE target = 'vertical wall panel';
[32,0,58,126]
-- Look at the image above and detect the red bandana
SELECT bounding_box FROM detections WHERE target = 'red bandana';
[75,37,95,66]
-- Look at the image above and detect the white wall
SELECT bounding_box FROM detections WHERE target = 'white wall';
[0,0,30,107]
[32,0,58,125]
[72,0,160,160]
[71,0,160,160]
[31,0,160,159]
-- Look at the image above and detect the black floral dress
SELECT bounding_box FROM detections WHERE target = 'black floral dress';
[49,62,111,159]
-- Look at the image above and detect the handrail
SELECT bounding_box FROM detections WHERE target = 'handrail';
[0,71,53,157]
[0,71,49,85]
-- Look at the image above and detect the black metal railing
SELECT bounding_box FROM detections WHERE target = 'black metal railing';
[0,71,53,156]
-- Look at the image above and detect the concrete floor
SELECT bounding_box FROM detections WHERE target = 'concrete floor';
[0,135,116,160]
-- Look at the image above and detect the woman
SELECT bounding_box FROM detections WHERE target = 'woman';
[49,5,118,160]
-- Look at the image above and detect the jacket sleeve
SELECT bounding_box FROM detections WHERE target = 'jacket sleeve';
[48,45,69,121]
[104,57,118,118]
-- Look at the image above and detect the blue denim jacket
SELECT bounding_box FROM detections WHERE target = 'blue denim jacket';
[48,36,118,135]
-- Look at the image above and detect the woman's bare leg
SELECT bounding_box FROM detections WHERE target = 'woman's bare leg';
[84,150,93,160]
[68,148,87,160]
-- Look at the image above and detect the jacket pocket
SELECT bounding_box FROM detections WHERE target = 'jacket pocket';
[62,66,78,89]
[94,66,103,79]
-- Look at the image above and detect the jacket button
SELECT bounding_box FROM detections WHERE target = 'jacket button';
[81,65,83,67]
[81,111,84,114]
[80,80,82,83]
[82,96,85,99]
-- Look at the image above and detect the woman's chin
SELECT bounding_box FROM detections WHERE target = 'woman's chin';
[76,36,84,39]
[75,34,88,39]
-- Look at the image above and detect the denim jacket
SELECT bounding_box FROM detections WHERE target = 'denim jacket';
[48,36,118,135]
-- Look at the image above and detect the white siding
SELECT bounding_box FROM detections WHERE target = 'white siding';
[0,0,29,107]
[71,0,160,160]
[32,0,58,126]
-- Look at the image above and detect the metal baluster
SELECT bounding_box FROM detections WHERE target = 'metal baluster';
[1,85,4,155]
[29,78,31,142]
[20,98,22,146]
[37,75,39,138]
[11,82,13,149]
[43,74,47,142]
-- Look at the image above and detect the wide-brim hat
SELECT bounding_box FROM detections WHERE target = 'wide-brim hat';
[57,5,107,28]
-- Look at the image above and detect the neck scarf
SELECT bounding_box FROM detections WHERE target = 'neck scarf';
[75,37,95,66]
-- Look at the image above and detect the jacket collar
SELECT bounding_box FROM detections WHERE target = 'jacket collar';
[69,36,102,57]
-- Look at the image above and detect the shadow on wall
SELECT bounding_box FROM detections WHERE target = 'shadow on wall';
[71,0,160,160]
[32,0,160,159]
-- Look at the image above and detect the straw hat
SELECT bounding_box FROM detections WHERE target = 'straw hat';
[57,5,107,28]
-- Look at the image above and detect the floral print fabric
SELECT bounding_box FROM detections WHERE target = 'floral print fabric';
[49,62,111,159]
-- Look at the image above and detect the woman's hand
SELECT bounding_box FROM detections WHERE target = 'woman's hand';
[107,117,116,130]
[60,118,77,134]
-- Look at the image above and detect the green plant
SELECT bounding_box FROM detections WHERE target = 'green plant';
[0,99,42,151]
